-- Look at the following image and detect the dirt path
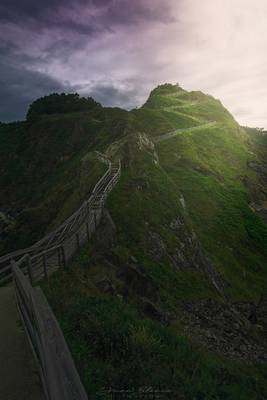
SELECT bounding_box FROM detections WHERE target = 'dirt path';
[0,285,44,400]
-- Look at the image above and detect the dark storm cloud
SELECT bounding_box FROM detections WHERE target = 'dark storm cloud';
[0,61,67,121]
[0,0,176,121]
[0,0,174,33]
[84,81,142,109]
[0,40,41,65]
[0,0,75,26]
[0,0,104,42]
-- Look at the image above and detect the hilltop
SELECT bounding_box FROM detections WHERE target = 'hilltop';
[1,84,267,398]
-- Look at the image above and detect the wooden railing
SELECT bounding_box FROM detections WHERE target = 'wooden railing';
[0,153,121,284]
[2,153,121,400]
[12,259,88,400]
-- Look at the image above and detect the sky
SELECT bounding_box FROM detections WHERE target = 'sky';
[0,0,266,127]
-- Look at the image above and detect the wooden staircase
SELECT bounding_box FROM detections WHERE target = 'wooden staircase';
[0,153,121,284]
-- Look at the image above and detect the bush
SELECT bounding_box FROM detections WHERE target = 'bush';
[26,93,101,121]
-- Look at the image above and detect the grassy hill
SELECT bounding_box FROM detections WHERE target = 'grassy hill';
[0,103,128,252]
[1,85,267,398]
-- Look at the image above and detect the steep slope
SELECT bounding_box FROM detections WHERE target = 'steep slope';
[1,85,267,398]
[0,102,129,253]
[153,86,266,299]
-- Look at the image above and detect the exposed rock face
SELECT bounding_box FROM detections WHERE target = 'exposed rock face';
[96,275,116,295]
[146,217,225,296]
[94,201,265,363]
[118,263,159,304]
[250,202,267,224]
[246,160,267,224]
[147,231,166,261]
[248,161,267,175]
[96,254,167,324]
[93,213,165,320]
[95,209,117,250]
[257,294,267,331]
[182,299,267,362]
[137,132,159,165]
[139,297,169,324]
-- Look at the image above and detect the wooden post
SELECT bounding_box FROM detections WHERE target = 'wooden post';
[27,255,33,285]
[86,222,90,241]
[94,210,97,230]
[42,254,47,278]
[86,201,90,220]
[76,233,80,251]
[57,247,61,268]
[61,246,66,269]
[11,259,16,285]
[11,258,15,273]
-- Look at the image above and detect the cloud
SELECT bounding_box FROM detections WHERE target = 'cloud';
[0,0,177,121]
[1,0,267,127]
[76,79,144,109]
[0,61,66,121]
[0,0,174,33]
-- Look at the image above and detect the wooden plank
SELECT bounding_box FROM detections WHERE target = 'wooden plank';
[86,222,90,241]
[0,255,32,282]
[61,246,66,269]
[15,289,37,359]
[12,263,32,302]
[31,245,62,261]
[94,211,97,231]
[42,255,48,278]
[27,256,34,285]
[12,263,40,364]
[76,233,80,251]
[31,288,88,400]
[57,247,62,269]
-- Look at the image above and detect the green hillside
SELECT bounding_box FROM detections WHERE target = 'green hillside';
[0,101,128,252]
[1,85,267,399]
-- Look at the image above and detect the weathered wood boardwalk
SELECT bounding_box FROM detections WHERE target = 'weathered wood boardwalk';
[0,152,121,400]
[0,285,44,400]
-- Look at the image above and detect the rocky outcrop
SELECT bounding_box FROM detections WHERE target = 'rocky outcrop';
[245,160,267,224]
[146,217,225,296]
[117,263,159,304]
[146,231,166,261]
[139,297,169,324]
[257,294,267,331]
[95,209,117,250]
[250,202,267,224]
[96,275,116,295]
[247,161,267,175]
[182,299,267,362]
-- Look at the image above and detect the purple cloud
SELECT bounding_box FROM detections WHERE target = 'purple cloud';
[1,0,267,128]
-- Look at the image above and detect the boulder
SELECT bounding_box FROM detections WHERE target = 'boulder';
[183,299,267,361]
[96,275,116,295]
[118,263,159,303]
[140,297,169,324]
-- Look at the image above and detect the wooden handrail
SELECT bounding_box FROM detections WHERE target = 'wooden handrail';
[4,152,122,398]
[12,264,88,400]
[0,152,121,284]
